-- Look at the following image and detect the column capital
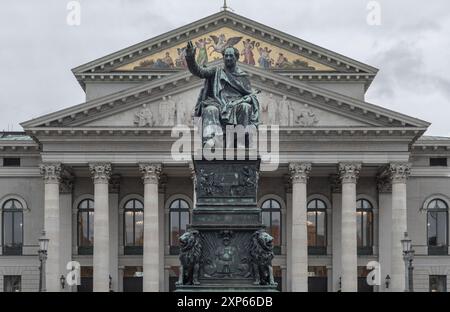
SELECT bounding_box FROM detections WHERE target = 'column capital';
[387,163,411,184]
[89,163,112,184]
[139,163,162,184]
[40,163,62,184]
[338,163,361,184]
[289,163,312,184]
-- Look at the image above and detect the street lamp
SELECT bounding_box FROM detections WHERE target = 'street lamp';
[38,230,49,292]
[401,232,415,292]
[60,275,66,289]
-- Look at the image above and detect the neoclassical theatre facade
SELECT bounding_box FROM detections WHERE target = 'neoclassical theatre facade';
[0,11,449,292]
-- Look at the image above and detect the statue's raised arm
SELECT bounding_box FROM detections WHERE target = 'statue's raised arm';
[185,41,216,79]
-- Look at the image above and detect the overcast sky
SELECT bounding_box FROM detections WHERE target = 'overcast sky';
[1,0,449,136]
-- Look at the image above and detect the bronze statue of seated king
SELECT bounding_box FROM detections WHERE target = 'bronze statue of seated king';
[185,41,260,148]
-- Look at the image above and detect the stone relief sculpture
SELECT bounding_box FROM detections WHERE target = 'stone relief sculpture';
[260,95,269,125]
[174,96,184,126]
[295,104,319,127]
[159,95,176,126]
[249,230,277,286]
[279,95,293,126]
[176,230,202,286]
[266,93,279,125]
[133,104,154,127]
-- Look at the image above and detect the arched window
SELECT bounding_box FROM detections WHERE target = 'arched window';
[77,199,94,255]
[427,199,449,255]
[357,199,373,255]
[124,199,144,255]
[261,199,281,254]
[169,199,190,254]
[2,199,24,255]
[307,199,327,254]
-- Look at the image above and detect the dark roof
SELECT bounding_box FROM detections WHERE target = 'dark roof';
[0,132,33,142]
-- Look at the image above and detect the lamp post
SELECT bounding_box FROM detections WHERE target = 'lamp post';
[401,232,415,292]
[38,230,49,292]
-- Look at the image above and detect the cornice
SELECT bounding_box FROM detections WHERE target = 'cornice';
[40,152,411,166]
[0,144,40,153]
[412,140,450,153]
[24,127,426,141]
[75,71,376,89]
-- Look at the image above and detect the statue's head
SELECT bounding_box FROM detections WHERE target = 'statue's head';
[222,47,240,68]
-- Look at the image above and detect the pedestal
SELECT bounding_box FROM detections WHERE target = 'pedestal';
[176,159,278,292]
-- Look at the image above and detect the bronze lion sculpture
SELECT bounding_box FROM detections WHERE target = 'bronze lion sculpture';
[249,229,277,286]
[176,229,202,286]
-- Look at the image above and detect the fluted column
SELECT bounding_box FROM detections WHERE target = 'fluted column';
[40,163,62,292]
[289,163,311,292]
[140,164,162,292]
[388,163,411,292]
[90,163,112,292]
[338,163,361,292]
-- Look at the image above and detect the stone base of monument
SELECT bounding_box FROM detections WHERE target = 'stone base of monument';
[175,159,278,292]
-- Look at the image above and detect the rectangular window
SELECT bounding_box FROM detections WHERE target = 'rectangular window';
[430,158,448,167]
[430,275,447,292]
[3,275,21,292]
[2,158,20,167]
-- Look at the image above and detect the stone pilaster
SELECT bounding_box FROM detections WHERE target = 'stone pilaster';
[289,163,311,292]
[140,164,162,292]
[376,170,392,292]
[329,174,342,291]
[338,163,361,292]
[40,163,62,292]
[90,163,112,292]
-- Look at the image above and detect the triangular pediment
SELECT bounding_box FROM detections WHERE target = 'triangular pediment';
[114,26,335,72]
[72,11,379,81]
[22,63,430,133]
